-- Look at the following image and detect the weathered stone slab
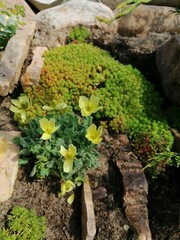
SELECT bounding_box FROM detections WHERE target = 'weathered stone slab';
[21,46,48,88]
[118,5,180,36]
[33,0,117,47]
[0,20,36,96]
[81,175,96,240]
[156,35,180,105]
[0,131,20,202]
[112,134,152,240]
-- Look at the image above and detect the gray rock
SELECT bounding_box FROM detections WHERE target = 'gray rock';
[33,0,117,47]
[156,35,180,105]
[26,0,65,10]
[27,0,103,10]
[0,21,36,96]
[118,5,180,37]
[149,0,180,7]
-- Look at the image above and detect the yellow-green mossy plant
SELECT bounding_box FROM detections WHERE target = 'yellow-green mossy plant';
[0,206,46,240]
[12,43,179,176]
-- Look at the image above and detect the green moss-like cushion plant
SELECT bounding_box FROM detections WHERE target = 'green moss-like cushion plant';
[11,43,179,176]
[0,206,46,240]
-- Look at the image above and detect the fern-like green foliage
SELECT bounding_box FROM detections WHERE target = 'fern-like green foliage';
[0,206,46,240]
[22,43,176,175]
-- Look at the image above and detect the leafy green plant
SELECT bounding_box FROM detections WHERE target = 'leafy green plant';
[96,0,151,24]
[0,206,46,240]
[13,95,103,202]
[67,25,92,43]
[0,1,25,50]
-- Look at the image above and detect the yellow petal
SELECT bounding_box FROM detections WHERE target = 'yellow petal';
[39,118,49,131]
[67,193,75,205]
[97,126,103,135]
[19,95,29,104]
[41,132,51,140]
[69,144,76,157]
[90,94,99,108]
[21,111,27,122]
[42,105,54,111]
[65,180,75,192]
[60,182,67,196]
[9,105,22,113]
[79,96,89,109]
[60,146,68,157]
[11,99,21,107]
[63,158,73,173]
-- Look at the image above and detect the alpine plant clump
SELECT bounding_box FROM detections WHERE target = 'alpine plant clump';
[11,43,177,175]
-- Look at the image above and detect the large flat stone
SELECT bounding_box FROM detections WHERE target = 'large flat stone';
[0,20,36,96]
[0,131,21,202]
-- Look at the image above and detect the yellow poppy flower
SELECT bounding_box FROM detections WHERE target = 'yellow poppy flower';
[59,180,75,197]
[60,144,77,173]
[79,94,102,116]
[86,124,103,144]
[10,95,31,123]
[39,118,60,140]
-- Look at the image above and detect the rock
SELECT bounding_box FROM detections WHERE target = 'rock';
[33,0,117,47]
[2,0,36,20]
[0,21,36,96]
[171,128,180,154]
[0,131,21,202]
[156,35,180,105]
[81,175,96,240]
[149,0,180,7]
[106,32,171,83]
[21,46,48,88]
[26,0,65,10]
[112,134,152,240]
[102,0,180,9]
[0,96,16,131]
[118,5,180,37]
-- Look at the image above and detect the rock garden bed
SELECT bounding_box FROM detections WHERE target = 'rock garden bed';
[0,1,180,240]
